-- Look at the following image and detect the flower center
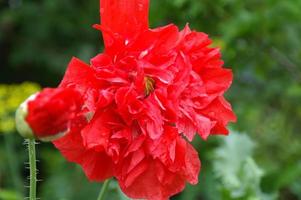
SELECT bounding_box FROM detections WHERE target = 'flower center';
[144,76,155,96]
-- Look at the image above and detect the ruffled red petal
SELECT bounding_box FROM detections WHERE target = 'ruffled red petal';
[53,116,115,181]
[100,0,149,48]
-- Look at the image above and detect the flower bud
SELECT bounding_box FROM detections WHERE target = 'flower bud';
[15,88,82,142]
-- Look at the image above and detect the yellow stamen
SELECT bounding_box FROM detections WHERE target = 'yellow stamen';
[144,76,155,96]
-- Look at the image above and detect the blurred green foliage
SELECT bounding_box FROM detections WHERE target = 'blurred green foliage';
[212,132,276,200]
[0,0,300,199]
[0,82,40,133]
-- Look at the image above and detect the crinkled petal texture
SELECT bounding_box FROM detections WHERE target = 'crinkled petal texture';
[26,1,236,200]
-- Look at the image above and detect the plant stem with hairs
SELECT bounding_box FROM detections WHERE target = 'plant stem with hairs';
[27,138,37,200]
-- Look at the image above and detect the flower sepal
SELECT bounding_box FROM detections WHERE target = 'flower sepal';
[15,94,37,140]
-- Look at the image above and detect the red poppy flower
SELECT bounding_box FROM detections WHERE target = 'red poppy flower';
[25,0,236,199]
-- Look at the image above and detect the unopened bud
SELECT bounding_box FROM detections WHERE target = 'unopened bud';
[15,93,67,142]
[15,87,82,142]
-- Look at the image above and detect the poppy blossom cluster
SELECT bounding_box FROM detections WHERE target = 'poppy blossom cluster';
[19,0,236,199]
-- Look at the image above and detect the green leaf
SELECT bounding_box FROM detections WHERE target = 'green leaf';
[0,189,22,200]
[213,131,277,200]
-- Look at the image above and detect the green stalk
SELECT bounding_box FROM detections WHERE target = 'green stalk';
[97,179,111,200]
[27,138,37,200]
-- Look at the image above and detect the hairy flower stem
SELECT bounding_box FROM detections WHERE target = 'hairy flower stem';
[97,179,111,200]
[27,139,37,200]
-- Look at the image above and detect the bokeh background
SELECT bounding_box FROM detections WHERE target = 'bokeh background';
[1,0,301,199]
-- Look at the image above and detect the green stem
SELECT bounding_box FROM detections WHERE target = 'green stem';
[27,139,37,200]
[97,179,111,200]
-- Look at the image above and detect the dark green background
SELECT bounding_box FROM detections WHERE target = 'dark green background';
[0,0,300,199]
